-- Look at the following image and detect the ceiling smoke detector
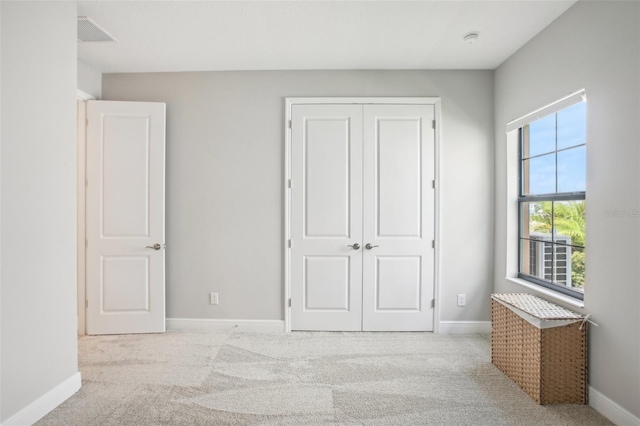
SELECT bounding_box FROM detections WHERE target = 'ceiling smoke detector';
[463,32,479,45]
[78,16,118,43]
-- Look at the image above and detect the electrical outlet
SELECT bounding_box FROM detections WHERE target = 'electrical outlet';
[457,294,466,307]
[210,292,219,305]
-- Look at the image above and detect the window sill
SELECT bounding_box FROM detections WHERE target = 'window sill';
[505,277,585,309]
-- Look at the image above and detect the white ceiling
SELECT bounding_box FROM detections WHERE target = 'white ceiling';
[77,1,576,74]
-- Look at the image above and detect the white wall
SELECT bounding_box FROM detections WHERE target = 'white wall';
[1,2,79,422]
[494,1,639,419]
[77,60,101,99]
[103,70,495,324]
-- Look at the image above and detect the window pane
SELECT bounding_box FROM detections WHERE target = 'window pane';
[520,201,554,280]
[553,243,570,286]
[552,200,585,247]
[522,153,555,195]
[520,238,548,281]
[557,146,585,192]
[520,240,584,291]
[520,238,559,282]
[520,200,586,291]
[521,201,552,238]
[557,102,586,150]
[528,114,556,157]
[569,246,585,292]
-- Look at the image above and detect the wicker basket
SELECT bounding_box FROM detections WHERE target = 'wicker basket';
[491,293,588,405]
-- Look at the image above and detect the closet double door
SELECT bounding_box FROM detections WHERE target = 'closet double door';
[290,103,435,331]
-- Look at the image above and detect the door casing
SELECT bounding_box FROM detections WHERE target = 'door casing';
[284,97,442,333]
[77,89,96,336]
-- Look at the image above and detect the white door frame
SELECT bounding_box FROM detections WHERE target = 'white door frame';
[76,89,96,336]
[284,97,442,333]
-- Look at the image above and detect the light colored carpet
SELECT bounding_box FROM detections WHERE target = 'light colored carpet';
[38,331,611,425]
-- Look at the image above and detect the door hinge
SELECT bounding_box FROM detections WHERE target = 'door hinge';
[432,180,435,189]
[85,300,88,308]
[288,298,292,308]
[288,119,292,129]
[85,239,88,248]
[431,299,435,308]
[431,240,435,249]
[432,120,436,129]
[86,118,89,127]
[85,178,88,187]
[288,239,291,248]
[288,179,292,189]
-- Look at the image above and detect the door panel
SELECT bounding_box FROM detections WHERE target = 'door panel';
[102,116,150,237]
[377,119,423,238]
[86,100,166,335]
[305,119,352,238]
[291,104,363,331]
[304,256,351,311]
[102,256,150,312]
[362,104,435,331]
[375,256,421,311]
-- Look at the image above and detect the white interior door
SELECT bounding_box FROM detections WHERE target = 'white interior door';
[290,104,363,331]
[86,100,166,335]
[362,104,435,331]
[290,101,435,332]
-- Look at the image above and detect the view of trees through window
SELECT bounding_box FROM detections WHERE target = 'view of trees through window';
[527,200,585,290]
[518,98,586,298]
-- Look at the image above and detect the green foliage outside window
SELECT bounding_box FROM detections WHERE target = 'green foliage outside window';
[529,200,585,288]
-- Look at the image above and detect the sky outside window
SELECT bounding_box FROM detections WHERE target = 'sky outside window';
[526,102,586,195]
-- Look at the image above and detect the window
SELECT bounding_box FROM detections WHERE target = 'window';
[518,97,586,299]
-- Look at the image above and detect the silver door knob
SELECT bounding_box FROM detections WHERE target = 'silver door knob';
[365,243,379,250]
[145,243,162,250]
[347,243,360,250]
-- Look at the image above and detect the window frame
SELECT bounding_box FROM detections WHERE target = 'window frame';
[515,96,586,300]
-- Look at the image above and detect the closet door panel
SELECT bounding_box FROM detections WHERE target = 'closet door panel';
[290,104,363,331]
[362,104,435,331]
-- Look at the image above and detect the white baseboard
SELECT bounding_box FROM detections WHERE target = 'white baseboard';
[166,318,285,333]
[589,386,640,426]
[2,372,81,426]
[438,321,491,334]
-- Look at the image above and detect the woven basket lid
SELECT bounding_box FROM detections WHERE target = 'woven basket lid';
[492,293,584,320]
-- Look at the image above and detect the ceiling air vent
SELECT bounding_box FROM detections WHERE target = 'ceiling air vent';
[78,16,118,43]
